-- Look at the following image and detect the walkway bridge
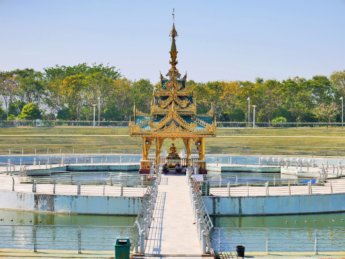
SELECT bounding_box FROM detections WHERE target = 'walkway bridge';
[133,167,216,258]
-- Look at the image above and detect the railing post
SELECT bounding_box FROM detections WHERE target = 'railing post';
[314,230,318,255]
[32,180,37,193]
[7,159,11,171]
[330,182,333,193]
[120,185,124,196]
[78,227,82,254]
[201,230,206,254]
[265,182,269,196]
[77,183,81,195]
[227,182,231,196]
[12,177,15,191]
[308,181,312,195]
[33,225,37,252]
[218,228,221,253]
[247,182,249,196]
[288,181,291,195]
[140,231,145,254]
[53,181,56,194]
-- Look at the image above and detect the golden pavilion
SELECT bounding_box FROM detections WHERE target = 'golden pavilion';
[129,20,216,174]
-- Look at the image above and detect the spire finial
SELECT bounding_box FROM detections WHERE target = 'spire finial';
[167,9,180,81]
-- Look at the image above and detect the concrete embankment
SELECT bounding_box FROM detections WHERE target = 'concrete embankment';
[207,163,280,173]
[0,190,140,215]
[204,193,345,216]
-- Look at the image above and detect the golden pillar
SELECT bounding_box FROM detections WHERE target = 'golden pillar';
[140,137,152,173]
[195,137,206,172]
[183,138,192,166]
[194,137,205,160]
[155,138,164,165]
[142,137,152,160]
[200,138,205,161]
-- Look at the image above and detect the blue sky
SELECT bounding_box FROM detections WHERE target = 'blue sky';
[0,0,344,83]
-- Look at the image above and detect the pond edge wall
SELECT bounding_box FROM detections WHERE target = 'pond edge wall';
[204,193,345,216]
[0,190,140,215]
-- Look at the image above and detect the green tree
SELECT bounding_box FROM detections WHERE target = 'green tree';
[281,78,314,122]
[0,105,5,119]
[256,80,283,122]
[271,116,287,125]
[131,79,154,113]
[104,78,133,120]
[314,102,338,123]
[18,103,42,120]
[12,69,45,104]
[330,70,345,97]
[8,100,26,117]
[0,71,20,119]
[308,75,335,105]
[57,107,72,120]
[188,81,209,114]
[44,63,120,120]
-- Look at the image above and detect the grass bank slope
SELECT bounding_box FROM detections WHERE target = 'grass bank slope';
[0,127,344,156]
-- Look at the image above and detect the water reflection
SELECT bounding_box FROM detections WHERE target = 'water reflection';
[214,212,345,228]
[0,209,136,226]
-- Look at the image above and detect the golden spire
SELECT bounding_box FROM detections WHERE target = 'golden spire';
[167,8,180,81]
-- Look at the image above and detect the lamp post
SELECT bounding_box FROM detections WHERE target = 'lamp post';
[340,96,344,127]
[92,104,96,127]
[247,97,251,126]
[97,96,101,126]
[252,105,256,128]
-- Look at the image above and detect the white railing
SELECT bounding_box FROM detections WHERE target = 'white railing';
[133,168,160,255]
[212,227,345,255]
[19,174,153,186]
[0,224,135,253]
[203,177,345,197]
[0,174,149,197]
[188,170,214,255]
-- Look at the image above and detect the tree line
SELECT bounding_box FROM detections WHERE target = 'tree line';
[0,63,344,123]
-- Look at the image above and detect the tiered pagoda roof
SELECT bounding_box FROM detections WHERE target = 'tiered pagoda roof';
[129,22,216,138]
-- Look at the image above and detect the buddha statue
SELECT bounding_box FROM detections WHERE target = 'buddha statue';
[167,143,180,160]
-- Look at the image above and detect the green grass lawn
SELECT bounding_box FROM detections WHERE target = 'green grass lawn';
[0,126,344,156]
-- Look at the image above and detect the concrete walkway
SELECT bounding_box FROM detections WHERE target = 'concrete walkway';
[145,175,204,257]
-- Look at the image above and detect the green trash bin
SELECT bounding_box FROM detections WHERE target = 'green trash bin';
[115,238,131,259]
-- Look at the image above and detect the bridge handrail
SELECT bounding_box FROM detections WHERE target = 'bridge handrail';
[187,169,214,255]
[132,167,160,254]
